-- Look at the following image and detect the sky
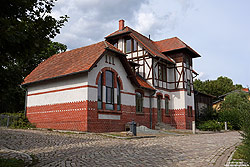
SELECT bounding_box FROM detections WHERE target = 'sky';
[51,0,250,87]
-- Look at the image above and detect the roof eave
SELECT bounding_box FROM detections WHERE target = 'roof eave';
[22,69,89,86]
[105,31,131,39]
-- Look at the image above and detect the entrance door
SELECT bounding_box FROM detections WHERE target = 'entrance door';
[157,95,162,123]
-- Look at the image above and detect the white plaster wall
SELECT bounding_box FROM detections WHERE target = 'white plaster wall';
[88,53,137,106]
[27,73,88,107]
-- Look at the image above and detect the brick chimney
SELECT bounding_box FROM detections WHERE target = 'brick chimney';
[119,20,124,30]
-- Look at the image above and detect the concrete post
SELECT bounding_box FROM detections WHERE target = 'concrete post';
[192,121,196,134]
[7,116,10,128]
[225,122,228,131]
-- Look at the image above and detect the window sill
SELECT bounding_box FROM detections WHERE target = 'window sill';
[165,114,170,117]
[136,112,144,115]
[98,110,122,114]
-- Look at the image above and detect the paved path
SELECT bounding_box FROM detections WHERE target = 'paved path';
[0,128,241,167]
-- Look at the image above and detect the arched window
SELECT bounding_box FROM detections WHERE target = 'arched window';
[136,92,143,113]
[97,73,103,109]
[105,71,114,110]
[117,78,121,111]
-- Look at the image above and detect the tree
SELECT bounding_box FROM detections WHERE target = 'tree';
[0,0,68,113]
[219,91,250,130]
[193,76,243,98]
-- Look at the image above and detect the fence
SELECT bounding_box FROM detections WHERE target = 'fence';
[0,115,18,127]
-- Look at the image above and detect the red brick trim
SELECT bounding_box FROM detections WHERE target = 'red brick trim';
[100,67,122,88]
[117,76,124,90]
[165,94,170,100]
[156,92,163,98]
[95,71,102,85]
[28,85,97,96]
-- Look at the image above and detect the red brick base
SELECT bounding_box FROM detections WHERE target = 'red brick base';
[26,100,195,132]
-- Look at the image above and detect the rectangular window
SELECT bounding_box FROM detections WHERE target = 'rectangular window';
[106,71,114,110]
[190,106,193,117]
[187,79,191,96]
[165,98,169,115]
[97,73,103,109]
[125,39,132,53]
[117,79,121,111]
[186,58,190,69]
[162,66,166,82]
[133,39,137,52]
[158,65,162,81]
[136,92,143,113]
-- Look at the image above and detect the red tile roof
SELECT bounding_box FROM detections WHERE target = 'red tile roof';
[22,41,124,85]
[136,75,155,90]
[106,27,200,59]
[154,37,200,57]
[106,26,175,64]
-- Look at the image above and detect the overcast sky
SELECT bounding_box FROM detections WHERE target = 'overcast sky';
[52,0,250,87]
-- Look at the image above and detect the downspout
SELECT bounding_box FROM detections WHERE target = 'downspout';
[149,90,156,129]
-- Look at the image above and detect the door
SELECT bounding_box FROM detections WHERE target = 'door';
[157,95,162,123]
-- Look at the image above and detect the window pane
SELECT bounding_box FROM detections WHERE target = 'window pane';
[165,99,169,115]
[106,71,113,87]
[158,65,162,81]
[136,92,143,113]
[126,39,131,53]
[133,40,137,52]
[97,73,102,109]
[113,42,117,48]
[187,80,191,96]
[163,67,166,82]
[106,87,112,103]
[117,79,121,111]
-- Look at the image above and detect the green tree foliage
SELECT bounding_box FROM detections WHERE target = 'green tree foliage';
[241,110,250,164]
[219,91,250,130]
[0,0,68,113]
[193,76,243,97]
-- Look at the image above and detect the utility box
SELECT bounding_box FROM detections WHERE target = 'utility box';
[130,121,137,136]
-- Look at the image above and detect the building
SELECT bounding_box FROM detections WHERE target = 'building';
[194,91,215,121]
[22,20,201,132]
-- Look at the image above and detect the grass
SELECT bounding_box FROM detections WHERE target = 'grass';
[0,158,26,167]
[232,146,245,160]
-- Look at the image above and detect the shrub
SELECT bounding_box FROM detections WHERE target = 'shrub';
[2,112,35,129]
[240,109,250,164]
[197,120,223,131]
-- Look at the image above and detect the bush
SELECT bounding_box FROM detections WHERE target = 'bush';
[2,112,35,129]
[197,120,223,131]
[240,109,250,164]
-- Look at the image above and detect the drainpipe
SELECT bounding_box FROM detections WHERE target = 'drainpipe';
[149,90,156,129]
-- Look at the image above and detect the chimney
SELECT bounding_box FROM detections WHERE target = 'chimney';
[119,20,124,30]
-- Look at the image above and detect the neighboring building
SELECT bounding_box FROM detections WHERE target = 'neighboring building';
[213,88,250,110]
[194,91,215,120]
[22,20,201,132]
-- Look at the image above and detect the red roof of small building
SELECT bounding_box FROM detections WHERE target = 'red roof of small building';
[22,41,125,85]
[154,37,200,57]
[136,75,155,90]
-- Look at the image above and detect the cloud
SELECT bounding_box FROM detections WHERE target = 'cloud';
[52,0,149,49]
